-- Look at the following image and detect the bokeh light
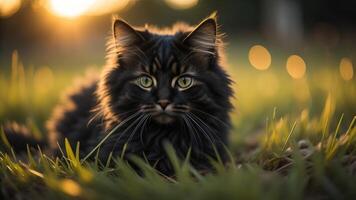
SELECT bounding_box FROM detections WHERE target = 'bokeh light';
[339,57,354,81]
[286,55,306,79]
[48,0,95,18]
[45,0,132,18]
[60,179,82,196]
[86,0,131,16]
[248,45,272,70]
[0,0,21,18]
[165,0,199,10]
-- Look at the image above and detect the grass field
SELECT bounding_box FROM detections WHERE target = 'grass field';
[0,45,355,199]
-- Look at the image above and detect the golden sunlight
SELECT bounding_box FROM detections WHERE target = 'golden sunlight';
[86,0,131,16]
[165,0,199,10]
[46,0,132,18]
[248,45,271,70]
[48,0,95,18]
[0,0,21,18]
[286,55,306,79]
[339,57,354,81]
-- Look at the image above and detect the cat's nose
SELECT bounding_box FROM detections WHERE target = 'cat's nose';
[158,99,170,110]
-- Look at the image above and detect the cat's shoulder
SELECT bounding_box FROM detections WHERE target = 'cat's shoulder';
[46,69,100,147]
[50,68,100,116]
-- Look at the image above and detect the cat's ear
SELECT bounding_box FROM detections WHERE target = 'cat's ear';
[113,19,144,48]
[183,14,217,54]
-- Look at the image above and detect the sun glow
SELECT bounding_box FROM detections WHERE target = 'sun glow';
[86,0,131,16]
[49,0,95,18]
[0,0,21,18]
[165,0,199,10]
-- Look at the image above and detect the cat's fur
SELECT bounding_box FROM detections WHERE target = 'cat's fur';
[3,14,233,175]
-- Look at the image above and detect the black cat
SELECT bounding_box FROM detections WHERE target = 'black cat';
[4,14,233,175]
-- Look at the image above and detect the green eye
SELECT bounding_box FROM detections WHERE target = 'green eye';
[138,76,153,89]
[177,76,193,89]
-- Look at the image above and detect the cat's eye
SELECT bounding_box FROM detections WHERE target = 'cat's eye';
[176,76,193,90]
[138,75,153,89]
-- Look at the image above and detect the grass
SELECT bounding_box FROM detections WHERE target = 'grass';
[0,50,355,199]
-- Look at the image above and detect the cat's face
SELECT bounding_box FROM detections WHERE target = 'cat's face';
[99,16,232,128]
[128,54,200,124]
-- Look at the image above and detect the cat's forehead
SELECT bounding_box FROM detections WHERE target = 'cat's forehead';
[144,36,192,75]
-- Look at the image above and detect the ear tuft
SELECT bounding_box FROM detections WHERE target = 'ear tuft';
[208,11,218,21]
[113,19,144,47]
[183,15,217,54]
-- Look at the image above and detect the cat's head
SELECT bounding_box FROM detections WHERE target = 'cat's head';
[98,14,233,129]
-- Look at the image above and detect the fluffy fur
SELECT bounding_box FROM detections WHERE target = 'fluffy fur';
[3,14,233,175]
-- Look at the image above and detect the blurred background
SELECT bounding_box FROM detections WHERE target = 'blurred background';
[0,0,355,142]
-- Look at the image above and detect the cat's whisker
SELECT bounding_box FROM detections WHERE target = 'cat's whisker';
[140,116,151,145]
[104,112,141,144]
[170,109,189,113]
[190,108,230,128]
[141,105,155,109]
[190,48,215,56]
[193,116,223,148]
[189,112,224,145]
[140,104,158,113]
[82,111,141,162]
[125,114,150,145]
[118,108,141,117]
[189,113,223,153]
[140,109,158,113]
[174,105,190,109]
[87,111,102,127]
[185,113,215,147]
[110,114,145,152]
[187,116,205,152]
[182,116,201,152]
[190,117,214,144]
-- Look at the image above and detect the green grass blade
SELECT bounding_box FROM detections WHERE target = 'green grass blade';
[282,121,297,152]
